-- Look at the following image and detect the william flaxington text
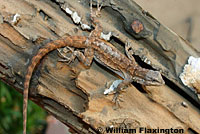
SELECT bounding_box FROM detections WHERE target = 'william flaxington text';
[105,127,184,134]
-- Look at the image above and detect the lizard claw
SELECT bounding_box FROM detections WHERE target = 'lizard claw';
[112,91,124,109]
[58,57,71,63]
[58,55,74,65]
[125,41,135,61]
[104,80,126,108]
[58,46,74,55]
[96,0,103,17]
[57,47,71,59]
[65,46,74,53]
[90,0,102,17]
[57,47,76,64]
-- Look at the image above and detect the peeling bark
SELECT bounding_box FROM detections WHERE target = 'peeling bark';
[0,0,200,133]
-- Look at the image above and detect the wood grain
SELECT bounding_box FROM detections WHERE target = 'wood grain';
[0,0,199,133]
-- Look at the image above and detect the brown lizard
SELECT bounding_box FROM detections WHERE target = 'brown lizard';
[23,1,165,134]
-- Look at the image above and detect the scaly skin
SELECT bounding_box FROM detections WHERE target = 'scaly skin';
[23,36,88,134]
[23,1,164,133]
[23,34,165,134]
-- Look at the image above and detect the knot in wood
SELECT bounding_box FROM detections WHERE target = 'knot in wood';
[131,20,144,33]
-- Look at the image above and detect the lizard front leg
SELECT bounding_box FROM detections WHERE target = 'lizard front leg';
[114,74,133,106]
[104,72,133,107]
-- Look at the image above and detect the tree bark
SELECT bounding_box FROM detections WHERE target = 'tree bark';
[0,0,200,133]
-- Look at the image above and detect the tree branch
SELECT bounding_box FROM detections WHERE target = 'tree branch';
[0,0,200,133]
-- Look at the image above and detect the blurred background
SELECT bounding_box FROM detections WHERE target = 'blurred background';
[0,0,200,134]
[0,81,47,134]
[135,0,200,52]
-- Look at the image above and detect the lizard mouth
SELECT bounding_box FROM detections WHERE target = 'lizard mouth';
[145,70,165,85]
[133,70,165,86]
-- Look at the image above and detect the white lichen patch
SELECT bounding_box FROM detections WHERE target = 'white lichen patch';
[65,7,91,30]
[72,12,81,24]
[65,7,73,15]
[104,80,122,94]
[179,56,200,95]
[101,31,112,41]
[81,23,91,30]
[12,13,20,23]
[143,58,151,65]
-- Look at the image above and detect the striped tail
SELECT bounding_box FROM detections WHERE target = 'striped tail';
[23,37,78,134]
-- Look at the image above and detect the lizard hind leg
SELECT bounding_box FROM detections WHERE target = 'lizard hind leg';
[58,47,94,80]
[57,46,75,63]
[58,47,94,67]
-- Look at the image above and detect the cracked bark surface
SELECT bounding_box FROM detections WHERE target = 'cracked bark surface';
[0,0,200,133]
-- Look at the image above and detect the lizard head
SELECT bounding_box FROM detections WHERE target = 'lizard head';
[133,69,165,86]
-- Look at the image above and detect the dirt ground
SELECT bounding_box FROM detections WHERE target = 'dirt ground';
[135,0,200,52]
